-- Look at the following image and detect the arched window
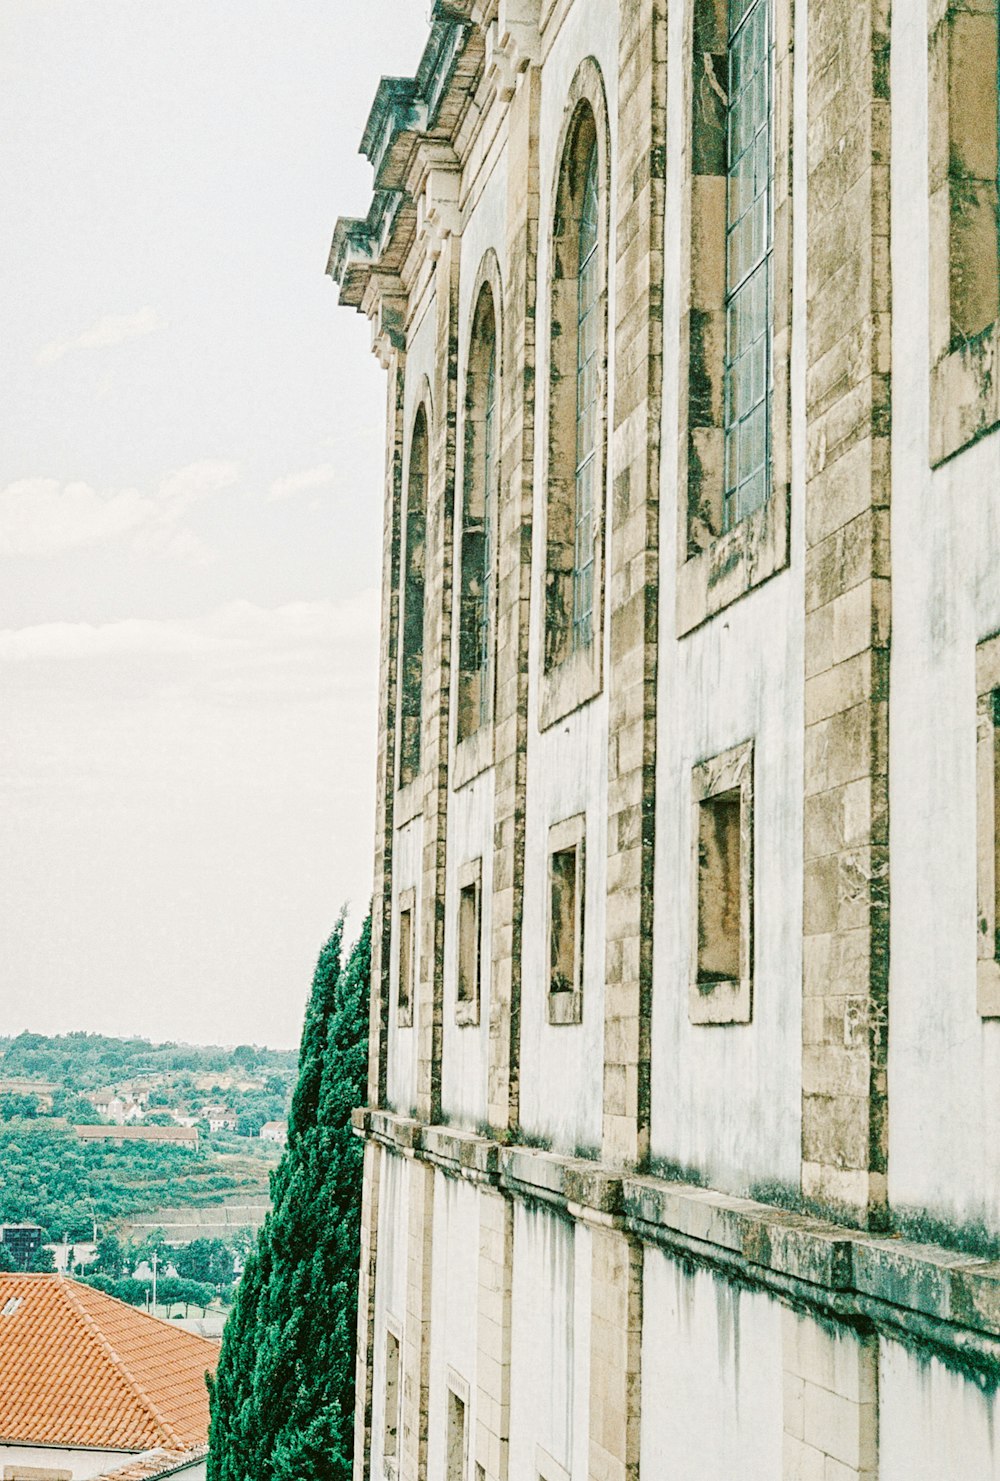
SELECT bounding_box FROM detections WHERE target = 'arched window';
[399,407,428,788]
[544,92,607,690]
[458,284,499,740]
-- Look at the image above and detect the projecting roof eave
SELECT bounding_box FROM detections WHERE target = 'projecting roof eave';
[431,0,476,22]
[327,14,475,306]
[326,191,411,305]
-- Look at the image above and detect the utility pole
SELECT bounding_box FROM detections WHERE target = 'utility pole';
[151,1251,158,1313]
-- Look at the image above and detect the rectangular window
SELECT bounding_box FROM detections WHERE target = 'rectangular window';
[456,858,482,1027]
[690,740,754,1024]
[723,0,772,530]
[547,814,586,1025]
[927,0,1000,464]
[678,0,791,634]
[384,1327,402,1467]
[696,789,742,982]
[447,1387,467,1481]
[977,634,1000,1017]
[397,890,415,1029]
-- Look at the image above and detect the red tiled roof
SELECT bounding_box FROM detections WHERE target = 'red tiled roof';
[0,1275,217,1451]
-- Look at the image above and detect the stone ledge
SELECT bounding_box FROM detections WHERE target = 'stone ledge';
[356,1109,1000,1359]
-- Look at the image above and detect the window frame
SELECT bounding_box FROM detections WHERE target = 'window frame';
[396,887,416,1030]
[454,261,503,789]
[676,0,792,636]
[446,1371,470,1481]
[546,812,586,1026]
[383,1319,404,1477]
[456,857,483,1027]
[689,739,754,1025]
[539,61,611,731]
[927,0,1000,466]
[397,403,430,807]
[977,632,1000,1018]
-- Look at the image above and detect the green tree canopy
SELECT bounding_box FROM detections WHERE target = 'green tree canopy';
[209,914,369,1481]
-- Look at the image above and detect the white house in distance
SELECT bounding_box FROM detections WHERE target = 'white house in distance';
[199,1106,236,1134]
[0,1274,215,1480]
[86,1093,144,1126]
[258,1121,287,1146]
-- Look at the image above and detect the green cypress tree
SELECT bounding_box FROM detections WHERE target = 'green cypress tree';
[209,914,369,1481]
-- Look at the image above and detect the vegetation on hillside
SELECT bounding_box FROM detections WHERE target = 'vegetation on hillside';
[0,1032,296,1090]
[0,1122,275,1242]
[0,1032,297,1238]
[209,915,370,1481]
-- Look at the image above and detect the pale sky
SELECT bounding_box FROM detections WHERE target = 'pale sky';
[0,1,431,1048]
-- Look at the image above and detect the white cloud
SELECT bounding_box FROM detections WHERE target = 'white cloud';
[0,459,240,559]
[267,463,337,502]
[36,307,168,367]
[0,591,378,699]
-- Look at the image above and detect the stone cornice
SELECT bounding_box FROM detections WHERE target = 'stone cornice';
[326,10,493,352]
[353,1107,1000,1375]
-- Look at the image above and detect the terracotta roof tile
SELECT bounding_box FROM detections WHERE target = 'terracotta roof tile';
[0,1275,217,1451]
[92,1446,208,1480]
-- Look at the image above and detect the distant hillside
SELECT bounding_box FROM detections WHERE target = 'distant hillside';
[0,1031,296,1090]
[0,1121,277,1242]
[0,1032,298,1242]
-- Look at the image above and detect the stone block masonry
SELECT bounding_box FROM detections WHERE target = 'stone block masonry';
[330,2,1000,1477]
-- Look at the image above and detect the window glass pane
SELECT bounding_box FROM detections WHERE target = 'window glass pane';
[574,141,600,651]
[400,417,427,783]
[479,334,497,727]
[723,0,772,531]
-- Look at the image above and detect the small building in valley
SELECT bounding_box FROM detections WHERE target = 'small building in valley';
[0,1227,44,1271]
[72,1125,198,1151]
[258,1121,286,1146]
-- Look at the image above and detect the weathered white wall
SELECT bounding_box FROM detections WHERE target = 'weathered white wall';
[440,150,509,1131]
[0,1448,205,1480]
[639,1249,783,1477]
[369,1150,409,1481]
[648,0,807,1196]
[520,0,619,1158]
[879,1340,1000,1479]
[426,1172,479,1480]
[0,1447,136,1479]
[508,1203,590,1481]
[888,7,1000,1234]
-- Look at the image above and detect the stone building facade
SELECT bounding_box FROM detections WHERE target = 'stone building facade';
[329,2,1000,1475]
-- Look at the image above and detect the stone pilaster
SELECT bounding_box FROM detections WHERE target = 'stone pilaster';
[417,229,462,1125]
[353,1139,382,1481]
[475,1189,514,1481]
[402,1160,435,1481]
[782,1310,879,1480]
[588,1228,643,1481]
[603,0,667,1168]
[803,0,891,1228]
[370,351,407,1110]
[490,65,541,1133]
